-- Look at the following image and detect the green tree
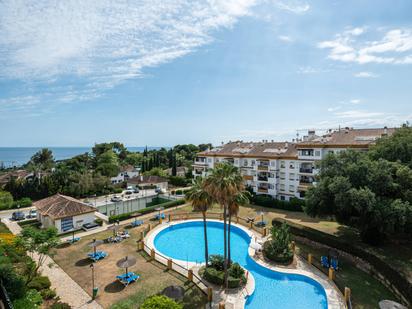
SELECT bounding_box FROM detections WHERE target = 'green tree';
[15,227,60,285]
[141,295,182,309]
[28,148,54,175]
[0,190,14,210]
[204,162,244,287]
[263,222,293,263]
[369,124,412,167]
[143,167,167,177]
[186,178,213,265]
[96,150,120,177]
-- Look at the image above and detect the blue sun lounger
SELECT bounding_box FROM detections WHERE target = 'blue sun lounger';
[116,272,140,287]
[67,237,80,244]
[88,251,108,262]
[255,221,267,227]
[331,258,339,270]
[131,220,144,227]
[321,256,329,268]
[154,213,165,220]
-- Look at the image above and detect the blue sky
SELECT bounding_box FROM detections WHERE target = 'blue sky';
[0,0,411,147]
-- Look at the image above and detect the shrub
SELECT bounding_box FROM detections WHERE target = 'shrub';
[13,289,43,309]
[168,176,189,187]
[50,301,71,309]
[203,267,224,285]
[228,263,245,279]
[141,295,182,309]
[27,276,51,291]
[252,194,304,212]
[94,218,103,226]
[0,191,13,210]
[209,255,224,271]
[13,197,32,208]
[263,222,294,264]
[40,288,56,300]
[272,218,412,303]
[0,264,26,300]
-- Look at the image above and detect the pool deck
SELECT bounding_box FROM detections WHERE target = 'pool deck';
[144,219,346,309]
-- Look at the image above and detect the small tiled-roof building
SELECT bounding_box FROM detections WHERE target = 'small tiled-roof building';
[34,194,96,233]
[127,175,168,191]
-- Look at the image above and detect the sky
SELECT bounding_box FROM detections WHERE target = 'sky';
[0,0,411,147]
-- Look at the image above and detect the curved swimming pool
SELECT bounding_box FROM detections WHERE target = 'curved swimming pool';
[154,221,328,309]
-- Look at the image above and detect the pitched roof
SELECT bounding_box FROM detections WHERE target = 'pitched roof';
[297,127,396,148]
[34,194,95,219]
[128,175,167,184]
[197,141,298,159]
[0,170,31,185]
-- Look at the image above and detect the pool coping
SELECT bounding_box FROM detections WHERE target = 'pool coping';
[145,219,345,309]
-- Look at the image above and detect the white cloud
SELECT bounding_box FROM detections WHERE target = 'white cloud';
[297,66,329,74]
[354,71,379,78]
[318,27,412,64]
[350,99,361,104]
[278,35,293,42]
[273,0,310,14]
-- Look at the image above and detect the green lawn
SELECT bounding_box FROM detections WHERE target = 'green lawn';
[296,241,400,309]
[0,221,11,233]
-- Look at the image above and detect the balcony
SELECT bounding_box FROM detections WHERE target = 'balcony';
[258,187,268,193]
[243,175,254,181]
[257,176,268,182]
[299,167,314,174]
[257,165,268,171]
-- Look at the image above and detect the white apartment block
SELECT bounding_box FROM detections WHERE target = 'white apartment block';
[193,127,395,201]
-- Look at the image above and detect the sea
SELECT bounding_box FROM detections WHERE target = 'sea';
[0,147,163,167]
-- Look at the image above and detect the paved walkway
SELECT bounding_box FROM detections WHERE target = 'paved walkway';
[2,218,102,309]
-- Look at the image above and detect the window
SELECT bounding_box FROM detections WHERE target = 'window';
[61,217,73,232]
[315,150,321,156]
[271,161,276,166]
[280,195,285,201]
[208,158,212,163]
[251,160,256,166]
[289,185,295,193]
[243,159,248,166]
[289,162,295,169]
[289,173,295,180]
[280,184,285,191]
[280,172,285,180]
[280,161,285,168]
[268,184,274,189]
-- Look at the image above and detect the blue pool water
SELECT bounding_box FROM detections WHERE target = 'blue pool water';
[154,221,328,309]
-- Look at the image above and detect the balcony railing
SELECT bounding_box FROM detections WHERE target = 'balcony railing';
[257,165,268,171]
[257,177,268,182]
[299,167,314,174]
[243,175,254,181]
[258,187,268,193]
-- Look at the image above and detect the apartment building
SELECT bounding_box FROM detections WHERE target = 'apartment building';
[193,127,395,201]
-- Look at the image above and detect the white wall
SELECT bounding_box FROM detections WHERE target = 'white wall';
[54,212,96,233]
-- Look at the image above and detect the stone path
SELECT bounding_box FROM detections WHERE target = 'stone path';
[2,218,102,309]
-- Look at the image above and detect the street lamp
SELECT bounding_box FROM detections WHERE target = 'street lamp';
[90,263,98,300]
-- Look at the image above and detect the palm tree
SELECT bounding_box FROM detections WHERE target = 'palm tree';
[186,177,213,265]
[227,191,250,267]
[204,162,244,288]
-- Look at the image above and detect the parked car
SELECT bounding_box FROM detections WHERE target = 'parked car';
[11,211,25,221]
[126,186,134,191]
[26,209,37,219]
[125,190,133,195]
[82,222,100,231]
[111,196,122,202]
[133,188,140,193]
[155,188,166,194]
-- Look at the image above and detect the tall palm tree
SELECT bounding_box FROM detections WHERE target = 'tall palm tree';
[227,191,250,267]
[186,177,213,265]
[204,162,244,288]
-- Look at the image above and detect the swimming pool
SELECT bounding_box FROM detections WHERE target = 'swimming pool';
[153,220,328,309]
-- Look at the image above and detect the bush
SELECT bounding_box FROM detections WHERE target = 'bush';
[13,197,32,208]
[108,199,185,223]
[0,264,26,300]
[13,289,43,309]
[27,276,51,291]
[209,255,224,271]
[168,176,190,187]
[272,218,412,303]
[141,295,182,309]
[17,219,39,227]
[50,301,71,309]
[252,194,304,212]
[94,218,103,226]
[0,191,14,210]
[40,288,56,300]
[203,267,224,285]
[263,222,294,264]
[113,187,123,194]
[228,263,245,279]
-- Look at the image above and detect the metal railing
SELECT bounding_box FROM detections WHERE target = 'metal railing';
[0,280,13,309]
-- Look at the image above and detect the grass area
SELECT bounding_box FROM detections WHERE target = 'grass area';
[53,222,207,308]
[296,241,399,309]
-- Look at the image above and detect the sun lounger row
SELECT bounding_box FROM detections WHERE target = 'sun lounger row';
[116,272,140,286]
[88,251,108,261]
[321,256,339,270]
[155,213,165,220]
[131,220,144,227]
[67,237,81,244]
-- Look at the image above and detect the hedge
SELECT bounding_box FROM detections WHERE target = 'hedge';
[109,199,185,223]
[252,195,304,212]
[272,218,412,304]
[202,267,242,289]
